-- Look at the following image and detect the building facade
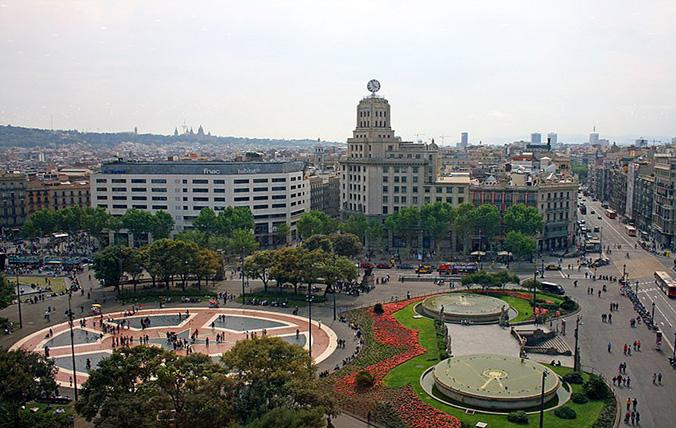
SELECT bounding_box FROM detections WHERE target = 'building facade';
[25,180,90,216]
[0,173,27,231]
[652,154,676,249]
[309,174,340,218]
[91,160,309,245]
[339,88,469,219]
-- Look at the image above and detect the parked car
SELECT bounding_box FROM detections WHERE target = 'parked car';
[415,265,433,274]
[376,262,392,269]
[590,257,610,268]
[545,264,561,271]
[597,215,602,220]
[360,261,374,269]
[593,226,600,232]
[590,209,596,214]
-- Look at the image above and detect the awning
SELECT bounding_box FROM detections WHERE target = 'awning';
[470,251,486,256]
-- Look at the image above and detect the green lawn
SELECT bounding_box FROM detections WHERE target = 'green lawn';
[10,276,68,293]
[382,302,610,427]
[498,295,534,323]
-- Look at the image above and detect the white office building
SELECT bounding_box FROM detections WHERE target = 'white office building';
[531,133,542,144]
[547,132,557,145]
[91,160,309,245]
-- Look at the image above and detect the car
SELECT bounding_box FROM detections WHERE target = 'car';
[593,226,600,232]
[597,216,602,220]
[375,262,392,269]
[36,395,72,405]
[540,281,565,295]
[590,209,596,214]
[590,257,610,267]
[545,264,561,271]
[415,265,433,274]
[397,263,414,269]
[360,261,374,269]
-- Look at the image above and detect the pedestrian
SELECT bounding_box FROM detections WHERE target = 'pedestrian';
[626,398,631,411]
[653,373,657,384]
[630,411,635,425]
[635,411,640,424]
[608,342,612,353]
[626,376,631,388]
[632,398,637,411]
[608,313,612,323]
[658,372,662,384]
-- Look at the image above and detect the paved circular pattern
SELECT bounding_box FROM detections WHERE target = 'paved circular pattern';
[432,354,560,410]
[420,293,508,323]
[11,307,337,388]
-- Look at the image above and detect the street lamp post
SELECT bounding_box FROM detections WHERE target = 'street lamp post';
[532,268,538,309]
[240,248,245,305]
[15,270,22,329]
[651,301,655,324]
[67,292,78,401]
[332,286,337,321]
[574,316,581,372]
[539,369,549,428]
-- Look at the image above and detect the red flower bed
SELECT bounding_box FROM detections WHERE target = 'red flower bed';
[334,296,461,428]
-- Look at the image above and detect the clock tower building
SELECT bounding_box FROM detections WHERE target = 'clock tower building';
[340,81,468,219]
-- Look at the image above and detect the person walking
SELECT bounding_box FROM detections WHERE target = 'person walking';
[653,373,657,384]
[658,372,662,385]
[608,342,612,353]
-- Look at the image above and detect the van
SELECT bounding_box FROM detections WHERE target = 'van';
[540,281,565,295]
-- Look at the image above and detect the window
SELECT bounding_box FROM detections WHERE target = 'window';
[112,195,127,200]
[272,177,286,182]
[382,196,388,203]
[131,179,146,184]
[152,205,168,210]
[382,206,388,214]
[111,187,126,192]
[151,188,167,193]
[214,197,226,202]
[272,195,286,200]
[132,196,147,201]
[214,179,225,184]
[96,195,108,200]
[234,179,249,184]
[271,186,285,191]
[253,187,268,192]
[131,187,146,192]
[383,176,388,183]
[152,196,167,201]
[151,179,167,184]
[234,188,249,193]
[96,178,107,183]
[193,197,209,202]
[112,204,127,209]
[253,195,268,201]
[132,205,147,209]
[254,204,268,210]
[192,179,208,184]
[96,187,107,192]
[234,196,249,202]
[253,178,268,183]
[272,203,286,208]
[382,186,388,192]
[111,179,126,183]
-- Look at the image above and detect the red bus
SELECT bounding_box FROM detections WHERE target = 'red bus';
[439,262,479,275]
[654,271,676,298]
[606,209,617,219]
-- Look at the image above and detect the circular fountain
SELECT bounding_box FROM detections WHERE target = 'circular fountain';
[420,293,508,323]
[431,354,560,411]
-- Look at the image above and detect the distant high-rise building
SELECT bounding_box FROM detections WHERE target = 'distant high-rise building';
[589,133,600,145]
[635,138,648,147]
[547,132,557,144]
[460,132,468,148]
[531,133,541,144]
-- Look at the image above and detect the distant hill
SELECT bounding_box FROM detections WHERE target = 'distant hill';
[0,125,340,148]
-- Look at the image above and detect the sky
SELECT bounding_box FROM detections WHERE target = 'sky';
[1,0,675,145]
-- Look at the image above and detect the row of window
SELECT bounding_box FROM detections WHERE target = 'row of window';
[97,185,295,193]
[99,203,289,211]
[96,177,292,184]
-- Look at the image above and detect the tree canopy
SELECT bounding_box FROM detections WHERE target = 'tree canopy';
[297,211,337,239]
[503,204,544,236]
[503,230,537,260]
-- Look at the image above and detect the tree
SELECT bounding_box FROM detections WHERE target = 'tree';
[227,228,259,258]
[330,232,363,258]
[217,206,255,236]
[341,214,384,252]
[0,273,12,310]
[385,206,420,249]
[297,211,336,240]
[92,245,126,292]
[192,207,220,235]
[503,231,537,261]
[151,210,174,239]
[302,234,334,253]
[452,203,475,253]
[174,229,209,247]
[244,250,275,293]
[21,209,59,238]
[170,240,199,290]
[571,163,588,184]
[120,247,144,293]
[76,346,235,428]
[221,336,334,424]
[141,239,179,287]
[317,254,358,294]
[274,223,290,246]
[504,204,544,236]
[246,407,325,428]
[0,349,58,428]
[121,209,155,247]
[472,204,500,249]
[270,247,304,293]
[420,202,454,252]
[194,248,221,288]
[82,206,113,244]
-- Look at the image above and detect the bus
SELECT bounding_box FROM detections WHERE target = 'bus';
[625,225,637,237]
[438,262,479,275]
[605,209,617,219]
[654,271,676,297]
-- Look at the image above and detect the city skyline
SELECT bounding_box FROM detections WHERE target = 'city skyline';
[1,1,675,144]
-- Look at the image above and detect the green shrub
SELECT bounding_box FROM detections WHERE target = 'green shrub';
[507,411,529,424]
[591,396,617,428]
[571,392,589,404]
[355,370,375,388]
[560,297,577,311]
[554,406,577,419]
[584,374,610,400]
[373,303,384,315]
[563,372,584,384]
[434,320,449,359]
